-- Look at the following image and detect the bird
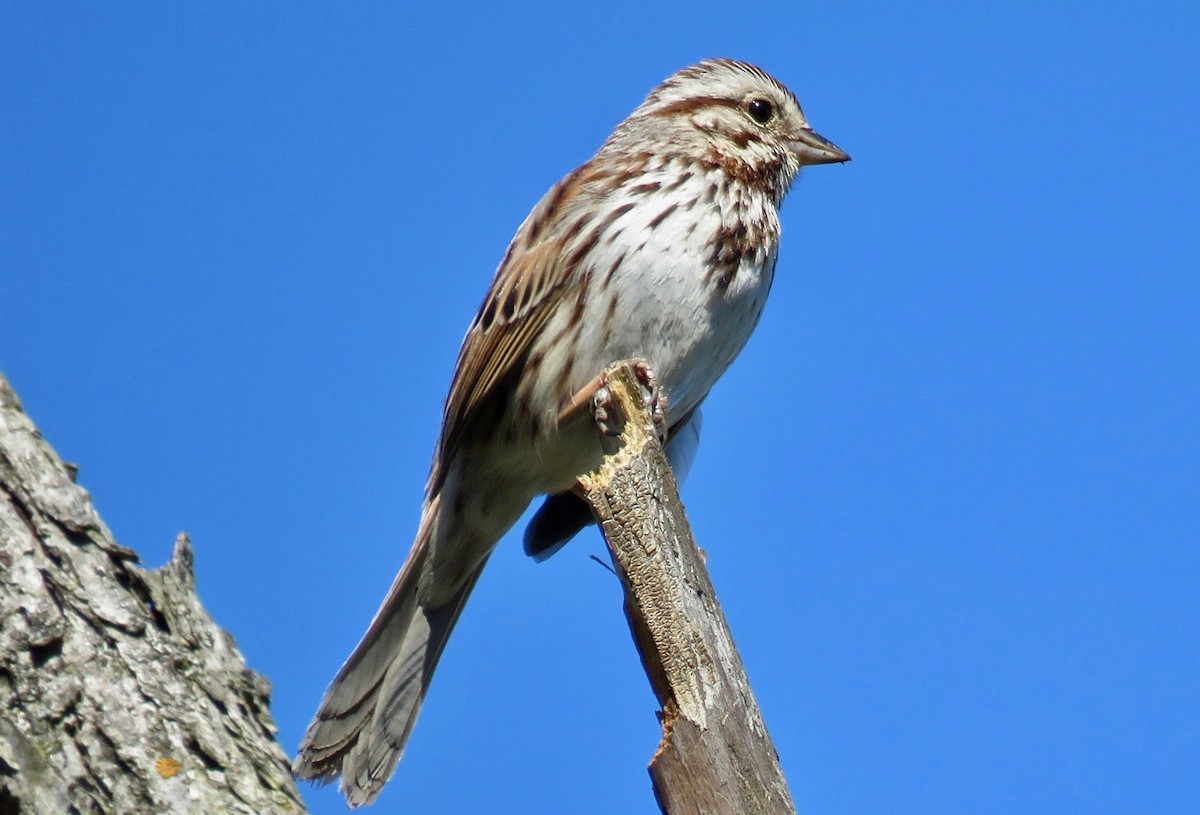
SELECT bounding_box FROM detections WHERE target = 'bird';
[294,57,848,806]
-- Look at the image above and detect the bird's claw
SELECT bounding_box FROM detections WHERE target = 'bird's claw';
[631,360,668,440]
[591,385,619,436]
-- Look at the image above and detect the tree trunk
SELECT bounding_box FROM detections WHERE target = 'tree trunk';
[578,362,798,815]
[0,374,306,815]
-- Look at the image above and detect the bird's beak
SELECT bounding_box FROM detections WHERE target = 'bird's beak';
[790,126,850,165]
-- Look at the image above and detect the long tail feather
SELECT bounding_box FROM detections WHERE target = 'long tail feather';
[294,497,488,806]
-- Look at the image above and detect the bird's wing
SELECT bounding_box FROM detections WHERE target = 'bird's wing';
[429,166,593,490]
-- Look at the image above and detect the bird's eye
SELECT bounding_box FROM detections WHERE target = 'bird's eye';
[746,98,774,124]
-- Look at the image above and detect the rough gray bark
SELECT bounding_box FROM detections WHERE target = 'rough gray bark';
[578,362,798,815]
[0,373,306,815]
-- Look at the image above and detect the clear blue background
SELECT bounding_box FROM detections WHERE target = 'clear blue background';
[4,3,1198,813]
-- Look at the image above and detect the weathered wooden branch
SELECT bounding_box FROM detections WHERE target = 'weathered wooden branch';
[0,374,306,815]
[578,362,798,815]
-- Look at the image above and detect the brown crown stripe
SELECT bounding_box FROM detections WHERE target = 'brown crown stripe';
[648,95,741,119]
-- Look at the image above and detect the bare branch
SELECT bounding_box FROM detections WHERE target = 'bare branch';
[578,361,798,815]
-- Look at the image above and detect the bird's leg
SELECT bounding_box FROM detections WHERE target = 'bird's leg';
[558,371,608,427]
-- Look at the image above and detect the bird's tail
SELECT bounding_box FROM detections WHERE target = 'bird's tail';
[294,496,486,806]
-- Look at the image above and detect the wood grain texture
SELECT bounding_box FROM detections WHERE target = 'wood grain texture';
[578,362,797,815]
[0,374,305,815]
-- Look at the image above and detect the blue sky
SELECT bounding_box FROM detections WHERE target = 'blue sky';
[4,3,1198,813]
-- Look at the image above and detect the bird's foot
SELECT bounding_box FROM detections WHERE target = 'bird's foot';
[589,360,667,440]
[590,384,620,436]
[629,359,667,438]
[559,360,668,441]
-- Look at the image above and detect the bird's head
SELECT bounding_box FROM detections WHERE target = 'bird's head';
[603,58,849,201]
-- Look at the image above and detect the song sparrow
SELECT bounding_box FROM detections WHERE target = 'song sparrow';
[295,58,848,806]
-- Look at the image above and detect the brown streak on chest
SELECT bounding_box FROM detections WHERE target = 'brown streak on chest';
[648,202,678,229]
[710,220,752,293]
